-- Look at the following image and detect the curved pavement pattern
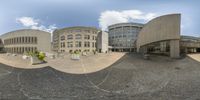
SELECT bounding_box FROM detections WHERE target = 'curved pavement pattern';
[0,53,200,100]
[0,53,125,74]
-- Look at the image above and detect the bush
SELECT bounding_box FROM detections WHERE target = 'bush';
[28,51,46,61]
[38,52,45,61]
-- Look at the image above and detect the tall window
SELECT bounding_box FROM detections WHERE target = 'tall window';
[75,34,82,39]
[67,35,73,39]
[75,41,81,47]
[61,42,65,48]
[67,42,73,48]
[84,41,90,47]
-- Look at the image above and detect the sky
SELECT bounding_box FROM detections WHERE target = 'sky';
[0,0,200,37]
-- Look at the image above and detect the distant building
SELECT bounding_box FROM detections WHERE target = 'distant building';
[108,23,144,52]
[0,29,51,53]
[97,31,108,53]
[52,26,99,53]
[180,35,200,53]
[0,39,4,53]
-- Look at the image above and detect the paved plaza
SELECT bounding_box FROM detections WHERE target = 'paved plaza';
[0,53,125,74]
[0,53,200,99]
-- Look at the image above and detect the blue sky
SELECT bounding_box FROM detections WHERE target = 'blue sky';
[0,0,199,37]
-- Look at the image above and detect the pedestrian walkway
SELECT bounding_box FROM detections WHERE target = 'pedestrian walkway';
[0,52,125,74]
[187,53,200,62]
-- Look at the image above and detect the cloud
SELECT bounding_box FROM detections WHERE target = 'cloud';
[16,17,57,33]
[98,10,157,30]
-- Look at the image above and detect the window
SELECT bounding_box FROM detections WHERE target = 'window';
[92,36,95,40]
[84,35,90,40]
[92,42,95,47]
[67,42,73,48]
[67,35,73,39]
[75,34,82,39]
[75,41,81,47]
[61,42,65,48]
[61,36,65,41]
[84,41,90,47]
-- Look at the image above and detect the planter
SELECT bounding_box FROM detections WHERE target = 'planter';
[82,52,87,56]
[71,54,80,60]
[30,56,44,65]
[22,55,29,60]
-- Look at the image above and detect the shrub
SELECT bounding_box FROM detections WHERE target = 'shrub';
[38,52,45,61]
[28,51,46,61]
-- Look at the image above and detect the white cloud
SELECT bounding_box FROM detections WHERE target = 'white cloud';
[98,10,157,30]
[16,17,57,33]
[16,17,38,27]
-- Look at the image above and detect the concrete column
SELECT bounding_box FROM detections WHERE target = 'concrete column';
[170,40,180,58]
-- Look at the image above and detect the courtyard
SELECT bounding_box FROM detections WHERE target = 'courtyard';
[0,53,200,99]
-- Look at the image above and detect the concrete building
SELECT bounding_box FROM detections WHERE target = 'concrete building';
[52,26,99,53]
[180,36,200,53]
[97,31,108,53]
[0,29,51,54]
[0,39,4,53]
[137,14,181,58]
[108,23,144,52]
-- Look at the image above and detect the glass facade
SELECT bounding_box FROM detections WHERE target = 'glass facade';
[108,23,143,52]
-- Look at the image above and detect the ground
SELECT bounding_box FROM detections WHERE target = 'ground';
[0,53,200,100]
[0,53,124,74]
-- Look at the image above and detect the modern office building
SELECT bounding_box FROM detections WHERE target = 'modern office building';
[108,23,144,52]
[137,14,181,58]
[97,31,108,53]
[52,26,99,53]
[180,36,200,53]
[0,29,51,54]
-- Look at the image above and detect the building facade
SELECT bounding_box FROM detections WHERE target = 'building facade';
[137,14,181,58]
[0,39,4,53]
[0,29,51,54]
[108,23,144,52]
[180,36,200,53]
[52,26,99,53]
[97,31,108,53]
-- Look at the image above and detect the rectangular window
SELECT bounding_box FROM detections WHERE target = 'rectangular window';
[84,42,90,47]
[75,41,81,47]
[67,42,73,48]
[84,35,90,40]
[67,35,73,39]
[61,36,65,41]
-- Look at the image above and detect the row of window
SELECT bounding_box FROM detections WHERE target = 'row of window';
[4,37,37,45]
[65,30,97,34]
[5,47,37,53]
[60,41,96,48]
[60,49,92,53]
[109,35,137,39]
[60,34,97,41]
[111,43,135,47]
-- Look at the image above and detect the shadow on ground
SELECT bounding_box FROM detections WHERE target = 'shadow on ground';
[0,53,200,100]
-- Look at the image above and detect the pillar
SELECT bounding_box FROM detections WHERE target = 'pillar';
[170,40,180,58]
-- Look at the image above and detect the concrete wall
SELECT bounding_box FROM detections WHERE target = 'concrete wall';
[0,29,51,53]
[97,31,108,53]
[137,14,181,58]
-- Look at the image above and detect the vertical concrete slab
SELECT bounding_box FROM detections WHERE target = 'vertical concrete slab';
[170,40,180,58]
